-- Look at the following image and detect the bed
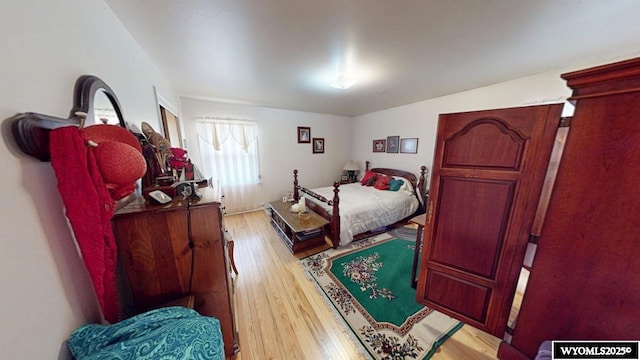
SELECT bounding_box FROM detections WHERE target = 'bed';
[293,161,428,248]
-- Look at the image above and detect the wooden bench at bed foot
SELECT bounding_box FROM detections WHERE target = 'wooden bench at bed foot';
[267,200,329,254]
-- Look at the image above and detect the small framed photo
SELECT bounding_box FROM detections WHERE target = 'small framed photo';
[386,136,399,153]
[341,175,349,181]
[372,139,386,152]
[298,126,310,143]
[312,138,325,153]
[400,138,419,154]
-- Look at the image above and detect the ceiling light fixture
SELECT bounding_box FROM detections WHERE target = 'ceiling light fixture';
[330,76,357,90]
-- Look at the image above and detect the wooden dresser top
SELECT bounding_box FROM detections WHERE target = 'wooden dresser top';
[115,185,221,217]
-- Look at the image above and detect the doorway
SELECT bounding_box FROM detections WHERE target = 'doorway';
[160,105,183,148]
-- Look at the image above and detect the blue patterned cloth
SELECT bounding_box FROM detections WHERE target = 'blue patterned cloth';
[68,307,224,360]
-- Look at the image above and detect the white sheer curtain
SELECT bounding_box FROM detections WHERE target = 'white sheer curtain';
[196,118,261,214]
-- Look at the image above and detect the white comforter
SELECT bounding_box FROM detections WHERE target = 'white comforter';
[306,182,419,246]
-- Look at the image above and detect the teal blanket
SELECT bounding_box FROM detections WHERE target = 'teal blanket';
[68,307,224,360]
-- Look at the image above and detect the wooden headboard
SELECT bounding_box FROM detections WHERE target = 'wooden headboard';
[366,160,429,214]
[370,168,418,189]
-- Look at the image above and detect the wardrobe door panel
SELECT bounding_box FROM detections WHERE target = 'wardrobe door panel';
[443,119,526,170]
[417,104,562,337]
[431,177,515,278]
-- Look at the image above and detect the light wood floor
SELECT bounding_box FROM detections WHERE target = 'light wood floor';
[225,209,503,360]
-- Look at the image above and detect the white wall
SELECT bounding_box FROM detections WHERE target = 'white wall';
[0,0,176,359]
[180,98,352,207]
[351,55,637,187]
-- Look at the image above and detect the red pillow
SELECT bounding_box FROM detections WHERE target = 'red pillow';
[374,174,391,190]
[360,170,377,186]
[363,177,377,186]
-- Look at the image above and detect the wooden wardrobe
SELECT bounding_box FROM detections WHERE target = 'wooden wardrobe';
[497,58,640,359]
[416,57,640,360]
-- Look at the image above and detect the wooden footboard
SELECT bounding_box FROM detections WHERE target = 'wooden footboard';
[293,169,341,248]
[292,161,429,249]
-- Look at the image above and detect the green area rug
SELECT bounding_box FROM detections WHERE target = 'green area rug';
[300,232,462,360]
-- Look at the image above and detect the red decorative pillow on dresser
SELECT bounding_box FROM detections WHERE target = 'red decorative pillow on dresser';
[374,174,392,190]
[360,170,377,186]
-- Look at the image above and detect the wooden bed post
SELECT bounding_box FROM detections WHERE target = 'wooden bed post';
[365,160,370,171]
[417,165,429,214]
[331,181,340,248]
[293,169,299,202]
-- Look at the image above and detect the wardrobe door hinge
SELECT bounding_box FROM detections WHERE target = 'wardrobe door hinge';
[505,325,515,336]
[559,116,572,127]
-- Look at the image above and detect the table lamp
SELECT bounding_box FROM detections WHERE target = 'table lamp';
[343,160,360,182]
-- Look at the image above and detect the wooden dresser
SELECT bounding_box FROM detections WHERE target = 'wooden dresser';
[112,186,239,357]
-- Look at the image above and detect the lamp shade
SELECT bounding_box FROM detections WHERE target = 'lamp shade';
[343,160,360,171]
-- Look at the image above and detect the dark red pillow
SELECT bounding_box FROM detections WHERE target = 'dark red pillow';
[374,174,391,190]
[360,170,377,186]
[364,177,377,186]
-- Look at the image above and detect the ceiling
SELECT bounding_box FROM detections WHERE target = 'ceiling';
[104,0,640,117]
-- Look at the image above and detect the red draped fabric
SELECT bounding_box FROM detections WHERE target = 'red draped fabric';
[49,126,119,323]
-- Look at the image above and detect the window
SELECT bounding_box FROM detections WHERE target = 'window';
[196,118,261,213]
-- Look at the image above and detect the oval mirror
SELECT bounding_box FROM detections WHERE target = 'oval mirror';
[72,75,127,128]
[92,89,120,125]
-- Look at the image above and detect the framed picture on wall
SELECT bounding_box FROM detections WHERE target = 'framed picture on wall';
[400,138,419,154]
[298,127,311,143]
[386,136,399,153]
[372,139,386,152]
[313,138,325,153]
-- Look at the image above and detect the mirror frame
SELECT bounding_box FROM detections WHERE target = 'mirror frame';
[11,75,127,161]
[73,75,126,127]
